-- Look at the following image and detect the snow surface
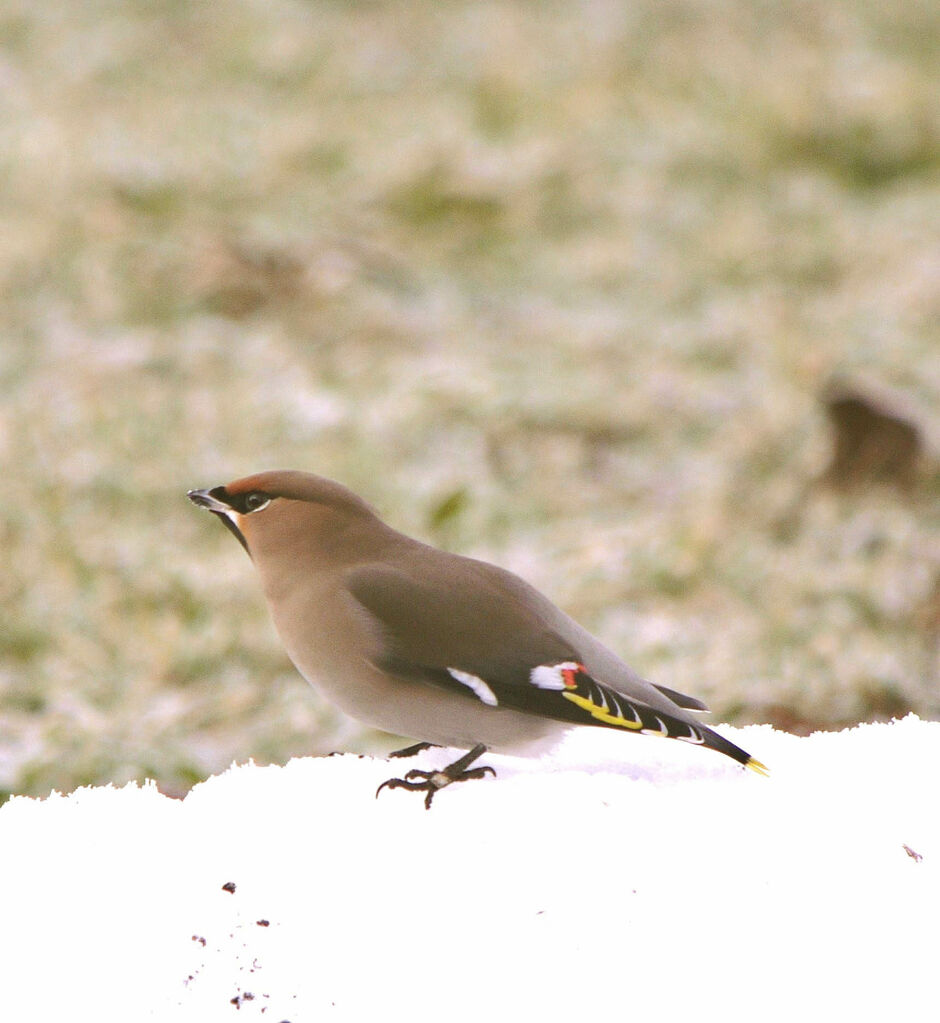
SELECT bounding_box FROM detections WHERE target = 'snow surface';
[1,717,937,1021]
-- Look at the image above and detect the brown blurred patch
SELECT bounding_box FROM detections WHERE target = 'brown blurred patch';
[191,235,418,321]
[913,572,940,638]
[194,238,307,319]
[759,686,915,734]
[913,572,940,689]
[855,679,916,722]
[758,703,827,736]
[821,385,924,491]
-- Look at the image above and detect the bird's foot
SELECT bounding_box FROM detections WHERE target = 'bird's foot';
[388,741,439,759]
[376,743,494,809]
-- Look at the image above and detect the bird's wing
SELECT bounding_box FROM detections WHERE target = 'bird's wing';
[345,561,741,759]
[346,560,576,689]
[648,683,708,712]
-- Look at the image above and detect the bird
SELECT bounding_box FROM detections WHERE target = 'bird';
[188,470,767,807]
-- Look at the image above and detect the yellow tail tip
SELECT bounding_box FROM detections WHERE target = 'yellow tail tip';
[746,757,770,777]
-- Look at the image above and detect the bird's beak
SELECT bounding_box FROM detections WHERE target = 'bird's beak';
[187,487,231,513]
[187,487,251,555]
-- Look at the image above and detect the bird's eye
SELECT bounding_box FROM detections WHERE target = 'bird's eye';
[243,492,271,513]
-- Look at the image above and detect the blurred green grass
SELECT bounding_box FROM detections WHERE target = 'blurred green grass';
[1,0,938,800]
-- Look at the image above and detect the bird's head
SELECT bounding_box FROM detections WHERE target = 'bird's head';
[187,470,379,561]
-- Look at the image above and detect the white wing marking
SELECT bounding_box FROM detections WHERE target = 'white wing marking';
[447,667,498,706]
[641,715,669,737]
[529,662,581,690]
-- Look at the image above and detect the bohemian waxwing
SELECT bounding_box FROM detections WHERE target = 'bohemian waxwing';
[188,470,767,806]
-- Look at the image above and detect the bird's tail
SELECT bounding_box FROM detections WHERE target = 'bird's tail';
[697,722,769,775]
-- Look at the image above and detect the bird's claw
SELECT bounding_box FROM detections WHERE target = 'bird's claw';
[376,748,495,809]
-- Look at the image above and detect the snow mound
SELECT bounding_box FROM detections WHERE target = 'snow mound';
[1,717,937,1020]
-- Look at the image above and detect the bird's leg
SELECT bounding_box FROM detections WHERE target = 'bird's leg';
[376,743,495,809]
[388,741,439,759]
